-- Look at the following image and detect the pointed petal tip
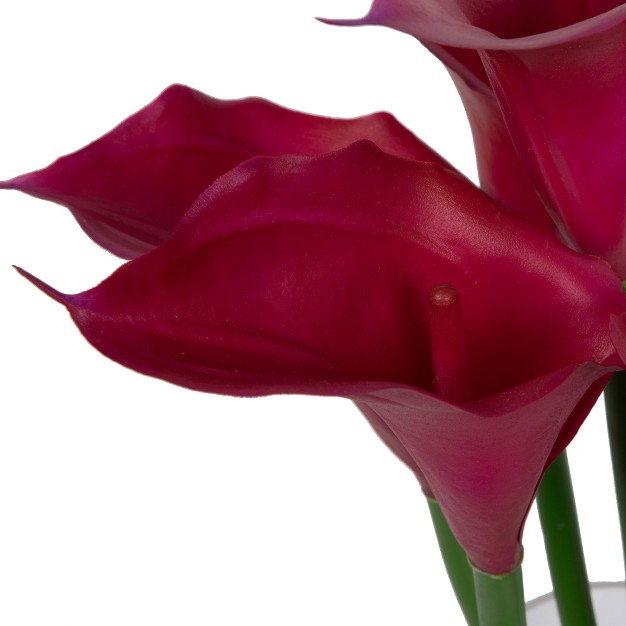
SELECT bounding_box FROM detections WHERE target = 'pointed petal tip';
[13,266,71,306]
[0,173,32,191]
[316,16,367,26]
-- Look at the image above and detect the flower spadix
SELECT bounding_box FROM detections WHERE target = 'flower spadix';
[428,285,474,403]
[328,1,626,274]
[19,140,626,573]
[0,84,445,259]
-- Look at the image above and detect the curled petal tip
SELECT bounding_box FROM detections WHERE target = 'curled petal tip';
[13,266,70,306]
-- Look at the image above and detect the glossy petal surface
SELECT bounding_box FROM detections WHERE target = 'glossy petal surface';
[446,68,552,229]
[22,141,626,572]
[359,366,612,572]
[480,26,626,273]
[331,1,626,274]
[0,85,445,259]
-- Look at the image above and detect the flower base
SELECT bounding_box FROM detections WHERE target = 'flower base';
[526,582,625,625]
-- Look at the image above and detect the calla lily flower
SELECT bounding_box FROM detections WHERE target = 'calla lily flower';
[0,84,446,259]
[327,2,626,274]
[15,139,626,573]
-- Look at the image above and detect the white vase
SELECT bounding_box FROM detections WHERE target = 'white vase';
[526,582,625,625]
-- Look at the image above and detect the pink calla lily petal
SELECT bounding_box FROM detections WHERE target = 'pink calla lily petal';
[446,69,553,229]
[325,8,553,229]
[355,400,431,489]
[19,141,626,573]
[479,26,626,273]
[420,41,552,229]
[0,84,445,259]
[322,0,626,50]
[360,365,613,572]
[329,1,626,274]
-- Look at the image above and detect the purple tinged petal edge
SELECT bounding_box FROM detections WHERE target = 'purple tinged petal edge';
[319,2,626,50]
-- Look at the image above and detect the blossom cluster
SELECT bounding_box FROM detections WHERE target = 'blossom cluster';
[3,0,626,575]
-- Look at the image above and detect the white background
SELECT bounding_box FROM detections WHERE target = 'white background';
[0,0,623,624]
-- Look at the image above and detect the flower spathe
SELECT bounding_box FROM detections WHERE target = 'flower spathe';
[0,84,446,259]
[328,1,626,275]
[15,137,626,573]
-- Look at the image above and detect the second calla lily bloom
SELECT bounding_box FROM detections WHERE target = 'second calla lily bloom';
[329,1,626,275]
[17,140,626,574]
[0,84,445,259]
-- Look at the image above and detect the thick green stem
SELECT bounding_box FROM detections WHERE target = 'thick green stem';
[428,498,479,626]
[604,371,626,577]
[472,560,527,626]
[536,451,596,626]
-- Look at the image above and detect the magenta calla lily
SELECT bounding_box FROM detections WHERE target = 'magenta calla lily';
[0,84,446,260]
[15,139,626,573]
[329,2,626,274]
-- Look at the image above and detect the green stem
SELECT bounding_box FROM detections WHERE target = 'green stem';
[604,371,626,577]
[472,560,527,626]
[428,498,479,626]
[536,451,596,626]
